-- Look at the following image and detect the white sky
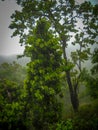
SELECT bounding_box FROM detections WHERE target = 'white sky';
[0,0,98,56]
[0,0,24,56]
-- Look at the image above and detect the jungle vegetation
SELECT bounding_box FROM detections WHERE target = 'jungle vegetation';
[0,0,98,130]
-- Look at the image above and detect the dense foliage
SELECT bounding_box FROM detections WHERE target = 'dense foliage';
[0,63,27,130]
[0,61,26,84]
[24,18,63,130]
[9,0,98,112]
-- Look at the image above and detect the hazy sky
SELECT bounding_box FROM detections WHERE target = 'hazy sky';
[0,0,98,56]
[0,0,24,56]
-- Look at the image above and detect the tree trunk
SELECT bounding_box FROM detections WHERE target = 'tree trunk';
[66,71,79,112]
[62,43,79,112]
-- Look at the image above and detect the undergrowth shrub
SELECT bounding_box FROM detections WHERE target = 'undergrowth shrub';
[56,119,73,130]
[73,102,98,130]
[58,101,98,130]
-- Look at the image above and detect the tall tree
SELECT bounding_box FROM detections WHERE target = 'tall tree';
[9,0,98,112]
[24,18,62,130]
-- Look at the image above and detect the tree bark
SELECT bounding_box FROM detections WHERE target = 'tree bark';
[66,71,79,112]
[62,43,79,112]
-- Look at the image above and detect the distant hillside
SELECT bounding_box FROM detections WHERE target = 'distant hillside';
[0,54,92,69]
[0,55,30,66]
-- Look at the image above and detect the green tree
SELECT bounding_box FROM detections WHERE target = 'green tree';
[0,61,26,84]
[0,62,27,129]
[91,48,98,75]
[9,0,98,112]
[80,48,98,99]
[0,79,26,130]
[24,18,63,130]
[88,48,98,99]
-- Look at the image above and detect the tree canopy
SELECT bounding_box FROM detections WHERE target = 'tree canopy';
[9,0,98,112]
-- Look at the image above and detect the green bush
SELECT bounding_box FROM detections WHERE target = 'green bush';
[56,119,73,130]
[72,103,98,130]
